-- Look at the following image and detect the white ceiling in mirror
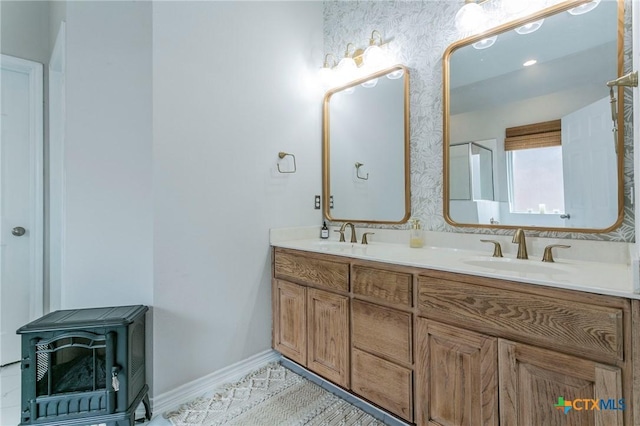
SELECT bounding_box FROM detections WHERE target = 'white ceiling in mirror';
[450,1,617,114]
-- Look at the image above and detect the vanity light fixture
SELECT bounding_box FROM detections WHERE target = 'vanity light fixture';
[567,0,600,16]
[523,59,537,67]
[320,30,399,89]
[455,0,490,34]
[500,0,529,16]
[319,53,338,88]
[515,18,544,34]
[472,35,497,50]
[335,43,359,86]
[362,30,389,70]
[386,68,405,80]
[361,78,379,88]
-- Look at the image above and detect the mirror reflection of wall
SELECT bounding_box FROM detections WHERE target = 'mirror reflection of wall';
[449,141,497,224]
[324,66,410,223]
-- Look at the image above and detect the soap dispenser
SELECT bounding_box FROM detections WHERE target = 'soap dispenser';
[320,221,329,239]
[409,218,424,248]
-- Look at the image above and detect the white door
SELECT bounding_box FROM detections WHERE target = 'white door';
[562,96,618,229]
[0,55,43,366]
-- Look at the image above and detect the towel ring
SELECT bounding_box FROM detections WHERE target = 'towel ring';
[277,152,296,173]
[355,162,369,180]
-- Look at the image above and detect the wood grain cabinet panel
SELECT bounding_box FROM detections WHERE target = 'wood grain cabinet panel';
[351,347,413,422]
[274,248,349,292]
[352,299,412,365]
[307,288,350,388]
[499,339,623,426]
[416,319,498,426]
[352,265,412,307]
[418,276,624,361]
[272,279,306,365]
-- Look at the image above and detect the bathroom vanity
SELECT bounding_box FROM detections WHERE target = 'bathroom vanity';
[271,236,639,426]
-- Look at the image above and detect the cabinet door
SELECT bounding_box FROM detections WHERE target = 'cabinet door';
[416,318,498,426]
[307,287,349,388]
[272,279,306,365]
[499,339,623,426]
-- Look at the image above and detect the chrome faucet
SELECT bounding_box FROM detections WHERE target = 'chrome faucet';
[336,222,357,243]
[512,228,528,259]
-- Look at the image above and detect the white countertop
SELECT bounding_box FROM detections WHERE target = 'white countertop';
[270,227,639,300]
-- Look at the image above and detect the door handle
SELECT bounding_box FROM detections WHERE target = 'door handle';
[12,227,26,236]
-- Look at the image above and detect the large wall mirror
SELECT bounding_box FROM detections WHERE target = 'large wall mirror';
[443,0,625,232]
[323,65,411,224]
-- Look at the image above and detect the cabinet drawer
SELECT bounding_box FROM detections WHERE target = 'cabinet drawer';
[274,249,349,292]
[352,300,412,365]
[352,265,412,307]
[351,348,413,422]
[418,276,624,361]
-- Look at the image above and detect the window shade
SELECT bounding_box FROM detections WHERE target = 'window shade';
[504,119,561,151]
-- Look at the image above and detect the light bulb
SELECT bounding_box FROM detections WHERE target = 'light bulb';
[361,78,379,88]
[515,19,544,35]
[501,0,529,16]
[455,2,488,34]
[568,0,600,16]
[472,36,497,50]
[363,45,388,71]
[386,69,404,80]
[318,67,336,88]
[336,56,357,85]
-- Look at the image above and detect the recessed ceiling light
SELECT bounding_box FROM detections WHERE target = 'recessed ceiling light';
[523,59,537,67]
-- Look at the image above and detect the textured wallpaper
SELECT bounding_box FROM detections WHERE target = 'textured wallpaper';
[323,0,634,242]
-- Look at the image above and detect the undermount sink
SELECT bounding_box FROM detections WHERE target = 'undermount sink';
[461,256,571,275]
[310,240,365,251]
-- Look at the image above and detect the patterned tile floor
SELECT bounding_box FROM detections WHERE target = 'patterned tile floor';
[1,361,406,426]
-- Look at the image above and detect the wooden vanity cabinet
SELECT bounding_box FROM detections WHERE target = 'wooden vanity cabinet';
[499,339,623,426]
[350,264,414,422]
[307,287,350,388]
[272,248,350,388]
[417,269,631,426]
[416,319,498,426]
[272,279,306,365]
[272,248,637,425]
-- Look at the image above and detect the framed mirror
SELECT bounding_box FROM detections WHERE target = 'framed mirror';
[443,0,625,232]
[323,65,411,224]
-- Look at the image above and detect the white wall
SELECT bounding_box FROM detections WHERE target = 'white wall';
[61,1,153,309]
[152,1,323,395]
[0,1,50,64]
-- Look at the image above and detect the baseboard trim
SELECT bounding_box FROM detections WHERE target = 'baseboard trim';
[151,349,281,416]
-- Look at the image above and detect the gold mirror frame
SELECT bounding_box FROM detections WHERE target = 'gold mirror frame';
[443,0,625,233]
[322,65,411,224]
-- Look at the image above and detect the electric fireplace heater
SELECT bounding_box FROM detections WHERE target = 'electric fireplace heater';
[17,305,151,426]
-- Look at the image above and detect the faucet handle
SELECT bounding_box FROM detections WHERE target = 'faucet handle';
[361,232,375,245]
[480,240,503,258]
[334,229,346,242]
[542,244,571,263]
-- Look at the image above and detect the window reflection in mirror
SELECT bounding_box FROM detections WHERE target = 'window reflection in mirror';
[323,65,410,224]
[444,0,624,232]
